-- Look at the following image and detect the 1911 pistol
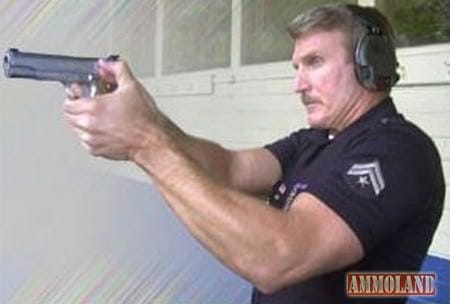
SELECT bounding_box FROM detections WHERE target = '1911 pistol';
[3,48,119,98]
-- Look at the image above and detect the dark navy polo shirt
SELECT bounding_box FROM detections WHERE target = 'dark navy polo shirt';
[252,98,445,304]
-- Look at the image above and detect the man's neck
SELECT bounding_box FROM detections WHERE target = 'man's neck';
[330,92,389,136]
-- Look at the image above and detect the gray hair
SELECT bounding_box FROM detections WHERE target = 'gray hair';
[287,4,395,61]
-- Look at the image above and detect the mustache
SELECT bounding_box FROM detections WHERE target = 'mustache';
[301,93,319,105]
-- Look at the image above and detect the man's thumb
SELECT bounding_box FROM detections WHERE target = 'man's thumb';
[99,59,135,86]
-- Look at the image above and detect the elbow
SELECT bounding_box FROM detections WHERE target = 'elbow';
[241,243,308,294]
[232,254,285,294]
[243,264,281,294]
[253,278,284,295]
[249,264,295,295]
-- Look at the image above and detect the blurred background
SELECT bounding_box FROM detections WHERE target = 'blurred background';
[0,0,449,303]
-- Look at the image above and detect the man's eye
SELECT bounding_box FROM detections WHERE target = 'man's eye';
[308,56,323,67]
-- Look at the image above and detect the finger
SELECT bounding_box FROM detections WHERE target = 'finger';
[64,113,94,132]
[80,141,94,153]
[78,130,93,143]
[74,128,99,149]
[98,59,135,87]
[97,59,116,83]
[80,137,103,157]
[63,98,95,115]
[65,83,85,100]
[65,87,78,100]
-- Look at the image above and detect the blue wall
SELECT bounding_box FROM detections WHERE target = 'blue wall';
[407,255,450,304]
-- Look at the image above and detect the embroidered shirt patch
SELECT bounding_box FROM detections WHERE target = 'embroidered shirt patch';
[345,160,385,198]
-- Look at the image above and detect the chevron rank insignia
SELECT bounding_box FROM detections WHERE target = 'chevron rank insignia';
[345,160,385,198]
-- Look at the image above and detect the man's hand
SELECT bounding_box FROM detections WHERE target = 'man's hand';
[63,60,163,161]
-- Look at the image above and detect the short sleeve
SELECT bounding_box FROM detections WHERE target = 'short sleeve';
[265,129,328,175]
[305,129,437,254]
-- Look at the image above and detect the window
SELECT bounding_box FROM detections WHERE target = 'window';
[110,1,156,78]
[162,0,231,74]
[376,0,450,47]
[241,0,356,65]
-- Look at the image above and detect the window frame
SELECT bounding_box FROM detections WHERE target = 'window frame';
[137,0,449,91]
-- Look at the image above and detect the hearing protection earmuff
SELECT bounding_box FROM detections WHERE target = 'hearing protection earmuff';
[347,5,399,91]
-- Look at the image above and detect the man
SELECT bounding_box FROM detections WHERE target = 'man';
[63,4,445,303]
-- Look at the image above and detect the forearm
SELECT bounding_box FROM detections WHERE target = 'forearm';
[155,112,281,196]
[156,112,238,186]
[134,146,291,288]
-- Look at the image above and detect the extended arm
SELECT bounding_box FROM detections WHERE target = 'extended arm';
[157,117,281,196]
[63,61,364,293]
[134,142,363,293]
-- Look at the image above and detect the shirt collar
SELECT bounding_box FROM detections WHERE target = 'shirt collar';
[330,97,398,140]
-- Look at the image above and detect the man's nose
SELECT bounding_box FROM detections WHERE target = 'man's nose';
[293,69,310,93]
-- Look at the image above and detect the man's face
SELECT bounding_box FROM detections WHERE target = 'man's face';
[292,30,366,132]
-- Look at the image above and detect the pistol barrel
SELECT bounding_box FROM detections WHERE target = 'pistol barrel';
[3,48,99,84]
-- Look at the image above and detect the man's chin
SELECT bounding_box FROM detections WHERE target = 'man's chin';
[307,117,325,129]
